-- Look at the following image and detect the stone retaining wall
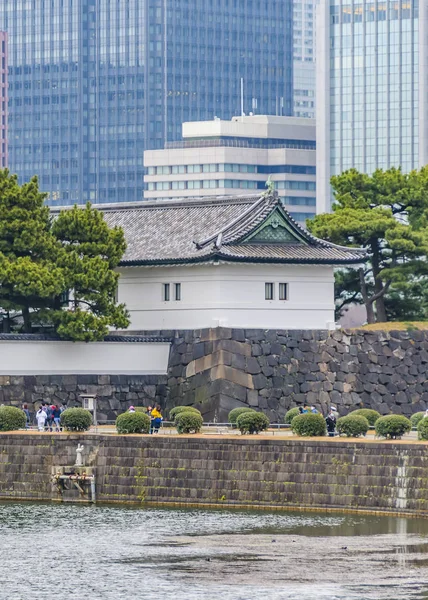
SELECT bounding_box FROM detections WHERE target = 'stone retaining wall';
[165,328,428,422]
[1,328,428,422]
[1,434,428,515]
[0,374,168,421]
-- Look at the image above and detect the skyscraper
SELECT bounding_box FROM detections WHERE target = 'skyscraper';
[0,31,7,169]
[144,115,316,223]
[0,1,293,206]
[293,0,316,119]
[317,0,419,213]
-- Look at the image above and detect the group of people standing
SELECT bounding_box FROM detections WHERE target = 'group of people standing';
[298,404,338,437]
[34,403,65,432]
[128,404,163,434]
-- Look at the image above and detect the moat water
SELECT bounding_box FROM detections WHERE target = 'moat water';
[1,502,428,599]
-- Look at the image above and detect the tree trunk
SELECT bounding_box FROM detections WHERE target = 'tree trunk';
[375,295,388,323]
[2,313,10,333]
[359,268,376,324]
[371,241,388,322]
[22,306,32,333]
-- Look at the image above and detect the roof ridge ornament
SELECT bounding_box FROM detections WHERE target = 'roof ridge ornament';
[264,175,275,196]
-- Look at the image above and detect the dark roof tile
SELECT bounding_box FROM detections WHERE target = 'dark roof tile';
[101,193,366,266]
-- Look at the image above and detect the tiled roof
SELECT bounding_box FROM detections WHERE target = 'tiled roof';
[101,193,366,266]
[0,334,171,343]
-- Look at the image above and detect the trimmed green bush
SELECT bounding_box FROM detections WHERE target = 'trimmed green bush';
[349,409,381,426]
[375,415,411,439]
[169,406,201,420]
[236,411,269,434]
[284,407,300,424]
[291,413,326,437]
[228,407,256,425]
[418,417,428,441]
[337,415,369,438]
[411,412,425,428]
[60,408,92,432]
[0,406,27,431]
[116,412,150,434]
[175,411,203,434]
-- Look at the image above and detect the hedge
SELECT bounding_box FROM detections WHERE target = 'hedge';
[60,408,92,432]
[418,417,428,440]
[0,406,26,431]
[236,411,269,434]
[175,411,203,434]
[284,407,300,424]
[375,415,411,439]
[411,412,425,428]
[291,413,326,437]
[169,406,201,420]
[116,412,150,434]
[337,415,369,438]
[228,407,255,425]
[349,409,381,427]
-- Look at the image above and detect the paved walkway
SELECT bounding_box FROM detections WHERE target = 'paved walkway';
[11,425,421,442]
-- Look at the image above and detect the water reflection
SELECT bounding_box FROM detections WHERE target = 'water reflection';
[0,502,428,600]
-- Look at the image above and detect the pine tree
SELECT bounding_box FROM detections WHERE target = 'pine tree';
[0,170,64,332]
[50,203,130,341]
[307,167,427,324]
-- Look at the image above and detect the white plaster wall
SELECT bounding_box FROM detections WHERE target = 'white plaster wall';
[0,341,170,375]
[117,263,336,330]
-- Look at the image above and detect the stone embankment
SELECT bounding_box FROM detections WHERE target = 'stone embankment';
[0,374,168,422]
[166,328,428,422]
[1,434,428,515]
[0,328,427,422]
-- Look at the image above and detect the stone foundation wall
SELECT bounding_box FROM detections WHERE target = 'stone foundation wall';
[0,374,168,421]
[1,328,428,423]
[1,434,428,515]
[165,328,428,422]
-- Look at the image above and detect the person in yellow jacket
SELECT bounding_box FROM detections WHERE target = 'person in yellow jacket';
[150,405,163,434]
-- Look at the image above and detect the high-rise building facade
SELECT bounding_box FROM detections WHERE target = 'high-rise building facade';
[293,0,316,119]
[0,1,293,206]
[144,115,316,223]
[317,0,420,212]
[0,31,7,169]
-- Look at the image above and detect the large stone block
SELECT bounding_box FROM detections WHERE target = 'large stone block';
[210,365,254,390]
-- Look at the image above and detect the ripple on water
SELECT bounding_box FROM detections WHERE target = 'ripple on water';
[1,502,428,600]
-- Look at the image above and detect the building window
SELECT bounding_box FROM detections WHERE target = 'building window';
[265,282,274,300]
[279,283,288,301]
[175,283,181,301]
[163,283,170,302]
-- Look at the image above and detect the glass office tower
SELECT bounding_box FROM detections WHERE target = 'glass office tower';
[0,31,7,169]
[0,0,293,205]
[293,0,316,118]
[317,0,419,212]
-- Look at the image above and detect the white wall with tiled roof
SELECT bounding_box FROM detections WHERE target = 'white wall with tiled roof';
[117,263,335,330]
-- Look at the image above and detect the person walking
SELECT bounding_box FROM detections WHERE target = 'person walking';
[150,405,163,434]
[52,405,62,432]
[326,407,337,437]
[36,406,47,432]
[44,404,54,432]
[22,404,31,429]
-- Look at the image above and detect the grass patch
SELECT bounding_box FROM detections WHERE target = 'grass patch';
[351,321,428,332]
